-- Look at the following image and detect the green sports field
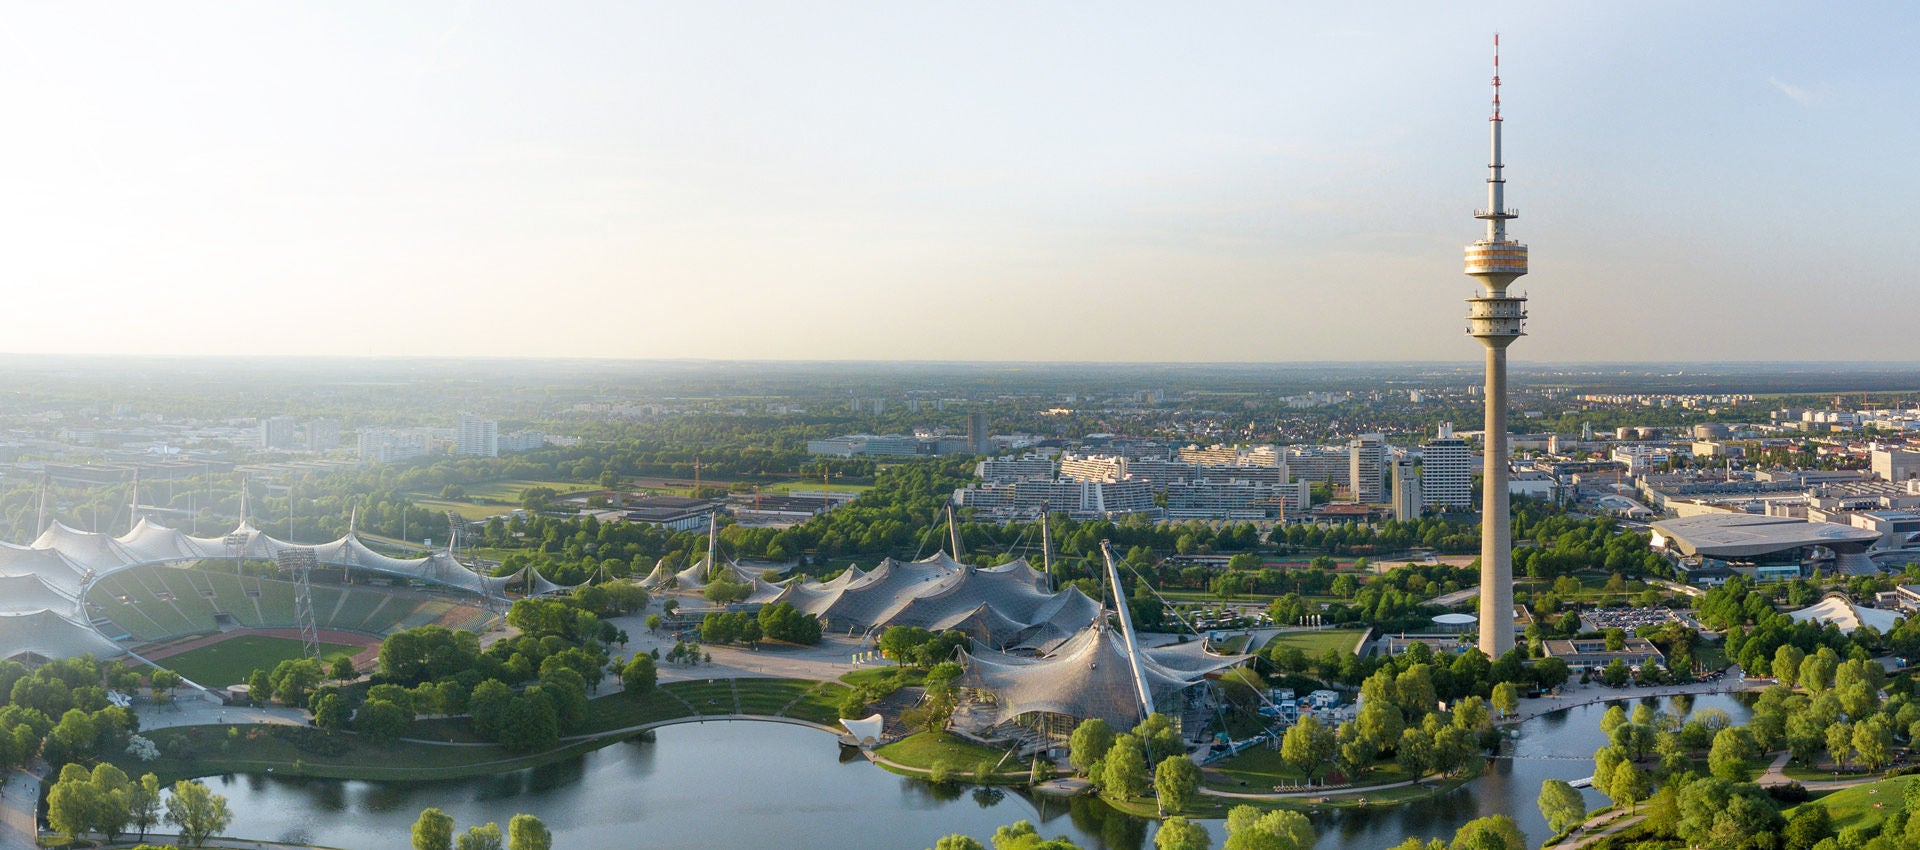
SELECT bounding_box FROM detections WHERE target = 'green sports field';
[160,635,361,688]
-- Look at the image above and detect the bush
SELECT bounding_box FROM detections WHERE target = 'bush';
[1766,781,1809,803]
[928,760,956,784]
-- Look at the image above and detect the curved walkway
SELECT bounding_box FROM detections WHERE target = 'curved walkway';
[1200,774,1435,800]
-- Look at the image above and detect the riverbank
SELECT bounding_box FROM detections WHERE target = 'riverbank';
[115,676,849,783]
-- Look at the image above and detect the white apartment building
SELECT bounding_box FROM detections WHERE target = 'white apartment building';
[456,413,499,458]
[1349,434,1387,503]
[1421,423,1472,512]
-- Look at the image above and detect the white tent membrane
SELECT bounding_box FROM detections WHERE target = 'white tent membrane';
[0,610,126,662]
[0,518,513,662]
[769,553,1098,650]
[957,621,1247,732]
[0,573,81,618]
[1787,594,1902,634]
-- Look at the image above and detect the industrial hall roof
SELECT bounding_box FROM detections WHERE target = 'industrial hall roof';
[1649,513,1881,559]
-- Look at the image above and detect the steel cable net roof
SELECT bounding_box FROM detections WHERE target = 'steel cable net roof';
[957,623,1246,731]
[0,518,514,662]
[642,556,788,603]
[768,552,1099,650]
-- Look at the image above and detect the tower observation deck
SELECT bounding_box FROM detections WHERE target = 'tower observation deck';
[1468,35,1528,659]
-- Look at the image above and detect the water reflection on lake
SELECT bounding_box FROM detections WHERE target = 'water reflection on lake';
[213,692,1750,850]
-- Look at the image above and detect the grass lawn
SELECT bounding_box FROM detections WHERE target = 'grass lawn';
[1204,744,1413,790]
[161,636,361,688]
[412,498,514,522]
[782,681,854,725]
[876,732,1023,779]
[461,479,597,502]
[1790,775,1916,831]
[840,666,928,695]
[116,724,613,783]
[754,481,873,496]
[1258,629,1368,657]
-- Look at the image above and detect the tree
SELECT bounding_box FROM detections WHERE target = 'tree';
[469,679,513,740]
[1605,761,1648,813]
[89,763,133,841]
[1799,648,1838,693]
[270,658,324,706]
[1223,805,1314,850]
[1826,720,1854,770]
[1449,815,1525,850]
[1280,715,1336,783]
[456,823,505,850]
[1852,715,1894,773]
[358,699,412,745]
[310,691,350,733]
[1155,756,1201,813]
[499,693,560,753]
[149,669,182,704]
[933,837,987,850]
[413,808,456,850]
[1068,718,1114,776]
[46,763,98,842]
[164,779,235,849]
[130,773,163,841]
[621,654,658,694]
[1155,817,1211,850]
[1708,727,1756,781]
[1102,733,1150,799]
[1772,644,1805,685]
[329,655,356,683]
[1600,659,1630,688]
[1537,779,1585,835]
[508,814,552,850]
[1782,805,1830,850]
[1490,682,1519,719]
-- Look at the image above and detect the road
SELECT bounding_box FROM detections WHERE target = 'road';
[0,770,40,850]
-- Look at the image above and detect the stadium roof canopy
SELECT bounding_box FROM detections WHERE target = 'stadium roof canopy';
[957,624,1245,731]
[765,552,1100,653]
[0,517,513,663]
[1649,514,1881,559]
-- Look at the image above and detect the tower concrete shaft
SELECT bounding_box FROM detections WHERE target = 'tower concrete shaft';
[1466,35,1528,659]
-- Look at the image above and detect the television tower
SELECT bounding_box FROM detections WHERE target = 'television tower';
[1467,34,1528,658]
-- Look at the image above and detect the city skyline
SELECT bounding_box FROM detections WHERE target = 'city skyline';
[1,3,1912,362]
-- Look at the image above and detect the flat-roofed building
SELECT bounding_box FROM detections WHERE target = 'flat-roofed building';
[1542,637,1666,672]
[1650,513,1883,576]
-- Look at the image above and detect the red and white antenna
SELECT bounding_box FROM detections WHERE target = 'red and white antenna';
[1491,32,1502,120]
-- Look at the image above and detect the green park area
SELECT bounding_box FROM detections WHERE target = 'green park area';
[874,732,1029,783]
[1259,629,1368,657]
[160,635,363,689]
[1788,775,1916,832]
[1205,744,1415,792]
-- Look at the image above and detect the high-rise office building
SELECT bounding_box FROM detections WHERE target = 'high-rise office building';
[1348,434,1386,503]
[967,411,990,455]
[1421,423,1472,511]
[1465,36,1529,658]
[456,413,499,458]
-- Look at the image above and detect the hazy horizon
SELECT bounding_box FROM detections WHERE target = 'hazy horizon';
[2,2,1912,362]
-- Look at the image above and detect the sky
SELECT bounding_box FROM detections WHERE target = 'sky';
[0,2,1915,363]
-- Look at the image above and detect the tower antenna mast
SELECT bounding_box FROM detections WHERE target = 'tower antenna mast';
[1464,33,1530,658]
